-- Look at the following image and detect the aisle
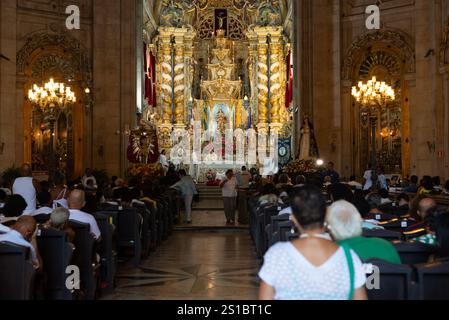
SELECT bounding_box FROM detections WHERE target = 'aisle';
[105,230,260,300]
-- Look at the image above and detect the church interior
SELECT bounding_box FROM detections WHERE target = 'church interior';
[1,0,449,302]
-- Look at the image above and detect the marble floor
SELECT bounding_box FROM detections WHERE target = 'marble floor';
[104,230,261,300]
[176,210,248,229]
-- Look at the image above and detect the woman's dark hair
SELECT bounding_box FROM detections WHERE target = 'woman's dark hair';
[353,192,370,218]
[328,183,354,203]
[436,211,449,258]
[225,169,233,176]
[179,169,187,176]
[432,176,441,187]
[421,176,434,190]
[0,189,7,202]
[379,188,389,199]
[52,171,66,186]
[3,195,27,217]
[261,183,278,196]
[366,192,381,210]
[37,190,52,206]
[291,185,327,230]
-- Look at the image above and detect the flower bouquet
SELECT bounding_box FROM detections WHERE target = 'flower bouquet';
[284,159,320,174]
[128,163,163,178]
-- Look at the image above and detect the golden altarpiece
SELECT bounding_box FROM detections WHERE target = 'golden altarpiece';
[144,1,292,180]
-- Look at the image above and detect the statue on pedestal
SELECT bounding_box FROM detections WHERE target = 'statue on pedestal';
[298,116,319,160]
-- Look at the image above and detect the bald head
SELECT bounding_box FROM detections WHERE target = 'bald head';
[418,197,437,220]
[13,216,37,241]
[68,189,86,210]
[20,163,32,177]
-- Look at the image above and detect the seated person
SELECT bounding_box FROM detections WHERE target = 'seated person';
[1,194,27,224]
[406,197,437,232]
[30,190,53,216]
[259,186,367,300]
[323,176,332,187]
[44,207,75,243]
[328,183,354,203]
[0,189,7,211]
[326,200,401,264]
[258,184,279,207]
[0,215,41,268]
[403,175,419,193]
[418,176,434,195]
[394,193,410,216]
[379,189,392,205]
[362,193,385,230]
[347,175,363,190]
[435,211,449,258]
[294,175,306,187]
[68,189,101,241]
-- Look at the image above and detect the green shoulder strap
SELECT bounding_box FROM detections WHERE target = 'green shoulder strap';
[341,243,355,300]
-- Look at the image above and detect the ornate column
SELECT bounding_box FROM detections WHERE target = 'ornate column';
[268,28,285,134]
[156,26,195,148]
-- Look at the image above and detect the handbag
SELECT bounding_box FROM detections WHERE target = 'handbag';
[341,243,355,300]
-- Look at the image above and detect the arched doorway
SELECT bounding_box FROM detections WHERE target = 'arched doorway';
[342,30,415,176]
[16,29,92,180]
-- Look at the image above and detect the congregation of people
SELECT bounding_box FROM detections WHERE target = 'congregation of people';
[246,161,449,300]
[0,163,186,300]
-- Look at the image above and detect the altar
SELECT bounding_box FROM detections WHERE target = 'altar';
[146,4,292,177]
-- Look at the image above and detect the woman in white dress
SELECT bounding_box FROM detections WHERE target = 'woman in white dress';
[259,185,367,300]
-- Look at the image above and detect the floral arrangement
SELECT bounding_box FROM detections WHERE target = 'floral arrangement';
[283,159,321,174]
[206,169,217,182]
[127,163,163,178]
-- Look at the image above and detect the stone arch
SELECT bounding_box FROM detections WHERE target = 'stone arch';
[16,27,91,179]
[16,27,91,86]
[342,29,415,81]
[341,29,414,176]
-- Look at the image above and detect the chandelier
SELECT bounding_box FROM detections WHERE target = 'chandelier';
[28,78,76,114]
[351,76,395,107]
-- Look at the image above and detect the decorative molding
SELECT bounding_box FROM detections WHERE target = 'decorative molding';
[342,29,415,81]
[16,29,91,84]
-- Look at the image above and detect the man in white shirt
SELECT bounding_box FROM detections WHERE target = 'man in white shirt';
[159,150,169,175]
[363,168,373,191]
[278,206,292,216]
[0,223,10,234]
[68,189,101,240]
[0,216,40,268]
[220,170,238,224]
[12,163,39,214]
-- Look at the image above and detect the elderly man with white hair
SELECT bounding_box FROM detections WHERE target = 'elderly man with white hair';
[326,200,401,264]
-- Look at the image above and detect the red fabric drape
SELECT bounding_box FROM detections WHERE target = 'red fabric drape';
[144,44,156,107]
[285,50,293,109]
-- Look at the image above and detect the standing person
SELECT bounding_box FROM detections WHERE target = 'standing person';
[363,164,373,191]
[322,162,340,184]
[159,150,169,176]
[170,169,197,224]
[220,170,238,225]
[12,163,39,214]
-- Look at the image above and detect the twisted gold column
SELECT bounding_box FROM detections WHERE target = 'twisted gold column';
[174,45,185,125]
[257,44,269,124]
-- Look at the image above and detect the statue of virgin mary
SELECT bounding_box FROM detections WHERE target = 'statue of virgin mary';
[298,116,319,160]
